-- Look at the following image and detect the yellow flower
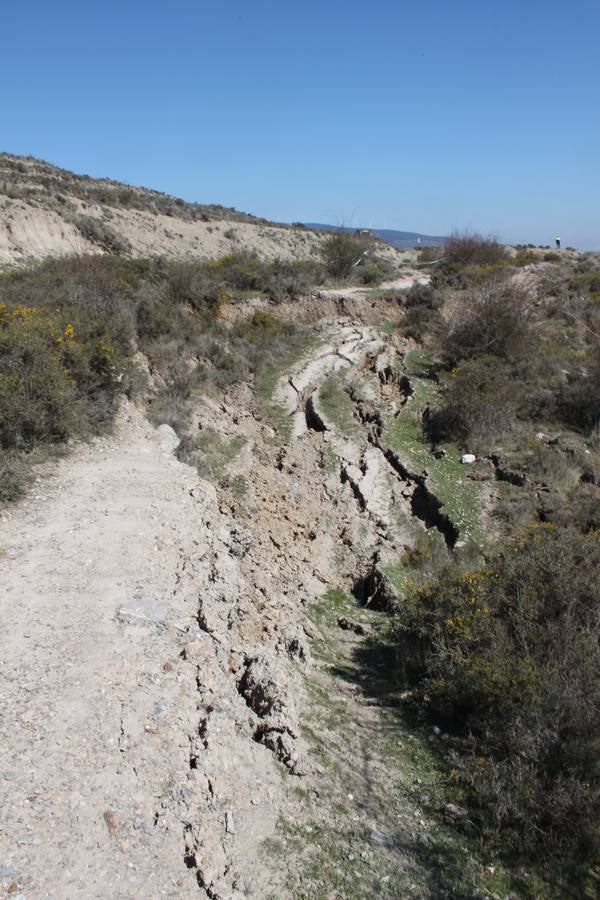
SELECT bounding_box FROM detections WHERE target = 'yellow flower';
[12,305,38,323]
[64,323,75,340]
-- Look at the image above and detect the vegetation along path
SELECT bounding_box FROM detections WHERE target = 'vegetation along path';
[1,292,523,899]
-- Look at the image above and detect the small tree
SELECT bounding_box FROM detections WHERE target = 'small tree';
[443,276,536,365]
[425,355,517,449]
[321,232,365,278]
[444,230,508,267]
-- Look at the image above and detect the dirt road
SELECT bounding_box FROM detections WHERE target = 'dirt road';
[1,295,462,898]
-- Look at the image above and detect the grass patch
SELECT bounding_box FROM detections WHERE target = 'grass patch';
[320,446,339,473]
[375,319,400,334]
[382,350,485,545]
[254,333,320,442]
[178,428,245,482]
[278,585,533,899]
[402,347,434,378]
[318,375,360,438]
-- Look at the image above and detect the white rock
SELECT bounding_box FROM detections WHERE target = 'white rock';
[461,453,476,464]
[225,811,236,834]
[154,424,180,450]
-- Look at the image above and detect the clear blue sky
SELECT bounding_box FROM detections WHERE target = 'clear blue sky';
[2,0,599,247]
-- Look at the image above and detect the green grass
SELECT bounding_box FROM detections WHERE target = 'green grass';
[270,584,531,900]
[318,375,360,438]
[254,334,320,442]
[382,349,485,545]
[263,819,406,900]
[179,428,245,482]
[320,446,339,473]
[308,588,360,664]
[427,456,484,544]
[375,319,400,334]
[402,347,435,378]
[384,562,422,599]
[347,375,374,403]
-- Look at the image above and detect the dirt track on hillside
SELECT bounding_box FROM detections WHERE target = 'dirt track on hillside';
[1,282,466,898]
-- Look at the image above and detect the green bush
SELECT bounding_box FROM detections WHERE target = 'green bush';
[73,214,132,255]
[394,525,600,869]
[443,231,509,267]
[556,369,600,433]
[0,300,126,451]
[0,252,321,499]
[358,263,384,284]
[569,270,600,297]
[513,248,538,266]
[321,233,366,278]
[442,277,536,366]
[426,356,517,449]
[405,282,442,310]
[400,282,443,341]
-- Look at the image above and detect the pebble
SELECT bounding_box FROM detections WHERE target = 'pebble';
[370,830,393,847]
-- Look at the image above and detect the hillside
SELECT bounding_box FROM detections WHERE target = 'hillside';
[1,197,599,896]
[0,154,405,267]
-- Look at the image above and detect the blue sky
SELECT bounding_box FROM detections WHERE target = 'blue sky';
[2,0,599,247]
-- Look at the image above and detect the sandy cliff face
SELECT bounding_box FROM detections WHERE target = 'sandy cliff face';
[0,194,328,265]
[0,154,403,267]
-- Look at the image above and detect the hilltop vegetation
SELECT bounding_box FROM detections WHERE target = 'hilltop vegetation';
[0,152,267,224]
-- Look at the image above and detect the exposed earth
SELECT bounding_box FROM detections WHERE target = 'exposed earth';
[0,271,501,898]
[0,154,406,269]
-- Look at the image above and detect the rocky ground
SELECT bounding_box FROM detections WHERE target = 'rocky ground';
[0,285,506,898]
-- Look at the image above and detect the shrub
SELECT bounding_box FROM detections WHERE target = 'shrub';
[233,309,284,342]
[400,282,443,341]
[556,368,600,432]
[415,246,443,263]
[442,276,536,366]
[405,282,442,310]
[0,300,126,451]
[73,214,132,255]
[321,233,366,278]
[0,252,321,499]
[359,263,384,284]
[443,230,509,267]
[425,356,517,449]
[513,248,538,266]
[0,308,79,449]
[569,270,600,297]
[395,525,600,869]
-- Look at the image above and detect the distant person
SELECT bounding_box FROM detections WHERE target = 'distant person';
[555,234,561,249]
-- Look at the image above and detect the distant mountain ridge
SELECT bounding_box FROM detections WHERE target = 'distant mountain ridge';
[305,223,447,249]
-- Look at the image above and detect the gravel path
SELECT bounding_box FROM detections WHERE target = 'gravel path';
[0,305,431,898]
[0,403,212,897]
